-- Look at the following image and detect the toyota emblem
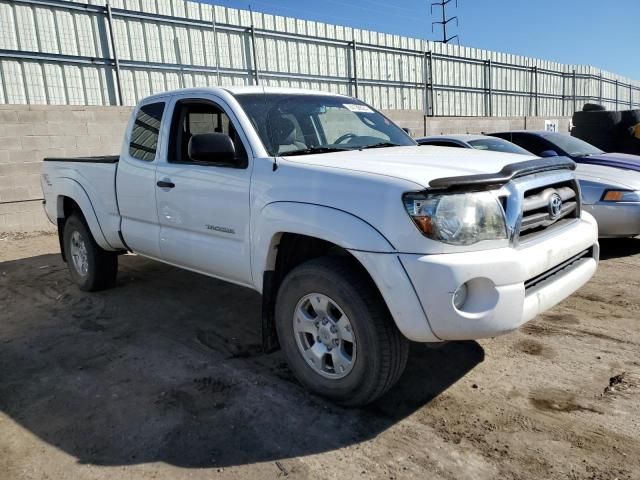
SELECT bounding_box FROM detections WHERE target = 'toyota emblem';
[548,193,563,219]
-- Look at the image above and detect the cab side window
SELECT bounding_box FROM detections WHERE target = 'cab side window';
[169,100,248,167]
[129,102,165,161]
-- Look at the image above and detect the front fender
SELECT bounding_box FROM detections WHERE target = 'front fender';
[252,201,395,288]
[579,179,608,205]
[53,178,114,251]
[252,201,438,342]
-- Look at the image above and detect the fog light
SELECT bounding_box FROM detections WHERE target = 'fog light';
[453,283,468,310]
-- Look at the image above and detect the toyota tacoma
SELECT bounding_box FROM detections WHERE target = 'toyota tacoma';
[41,87,599,406]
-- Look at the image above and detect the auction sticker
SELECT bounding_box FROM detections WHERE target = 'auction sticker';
[344,103,374,113]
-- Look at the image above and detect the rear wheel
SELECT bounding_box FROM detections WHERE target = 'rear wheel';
[621,109,640,128]
[63,214,118,291]
[275,256,409,406]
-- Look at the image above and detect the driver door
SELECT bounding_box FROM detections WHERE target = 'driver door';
[154,96,254,286]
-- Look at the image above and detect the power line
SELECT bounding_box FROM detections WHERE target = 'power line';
[245,0,415,24]
[201,0,432,40]
[245,0,351,23]
[324,0,417,15]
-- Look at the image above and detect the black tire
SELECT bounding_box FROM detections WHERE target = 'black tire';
[582,103,606,112]
[620,136,640,155]
[275,256,409,407]
[572,110,622,128]
[63,214,118,292]
[620,109,640,128]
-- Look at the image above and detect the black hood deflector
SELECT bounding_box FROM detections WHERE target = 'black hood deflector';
[429,156,576,191]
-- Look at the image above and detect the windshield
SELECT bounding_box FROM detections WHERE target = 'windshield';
[233,93,415,156]
[541,132,603,157]
[468,137,532,156]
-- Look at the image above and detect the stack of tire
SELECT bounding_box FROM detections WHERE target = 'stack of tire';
[572,103,640,154]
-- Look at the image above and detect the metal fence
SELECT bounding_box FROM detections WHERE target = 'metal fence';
[1,0,639,116]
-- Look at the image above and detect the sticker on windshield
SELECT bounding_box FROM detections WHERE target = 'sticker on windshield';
[343,103,374,113]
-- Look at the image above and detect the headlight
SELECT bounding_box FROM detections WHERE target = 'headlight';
[601,190,640,202]
[403,191,508,245]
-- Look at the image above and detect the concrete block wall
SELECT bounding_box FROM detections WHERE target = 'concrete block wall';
[385,110,572,137]
[0,105,131,232]
[423,116,572,136]
[0,105,571,233]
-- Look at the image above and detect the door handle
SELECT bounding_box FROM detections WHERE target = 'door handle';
[156,180,175,189]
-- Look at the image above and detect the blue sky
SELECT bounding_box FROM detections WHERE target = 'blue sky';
[202,0,640,80]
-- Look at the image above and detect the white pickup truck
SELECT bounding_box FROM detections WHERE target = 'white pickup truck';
[41,87,599,406]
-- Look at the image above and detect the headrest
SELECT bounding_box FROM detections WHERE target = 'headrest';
[271,117,297,145]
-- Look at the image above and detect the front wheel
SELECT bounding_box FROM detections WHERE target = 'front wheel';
[275,256,409,406]
[63,214,118,291]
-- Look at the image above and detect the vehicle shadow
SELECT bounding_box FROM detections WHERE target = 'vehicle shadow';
[598,237,640,260]
[0,253,484,469]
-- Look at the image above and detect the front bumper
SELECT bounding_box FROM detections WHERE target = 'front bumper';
[584,202,640,238]
[399,213,599,340]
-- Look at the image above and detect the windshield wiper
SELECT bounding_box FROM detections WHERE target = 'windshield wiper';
[358,142,402,150]
[279,146,351,157]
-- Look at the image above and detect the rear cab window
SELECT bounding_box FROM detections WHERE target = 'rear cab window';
[129,102,165,161]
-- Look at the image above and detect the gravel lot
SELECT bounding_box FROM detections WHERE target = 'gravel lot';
[1,232,639,480]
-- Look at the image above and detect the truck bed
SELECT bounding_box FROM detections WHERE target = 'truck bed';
[41,156,125,251]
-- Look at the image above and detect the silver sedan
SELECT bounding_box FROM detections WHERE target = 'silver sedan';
[417,134,640,238]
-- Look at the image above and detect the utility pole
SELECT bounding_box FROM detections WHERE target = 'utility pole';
[431,0,459,44]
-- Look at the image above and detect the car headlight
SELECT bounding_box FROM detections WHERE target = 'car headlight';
[601,190,640,202]
[403,191,508,245]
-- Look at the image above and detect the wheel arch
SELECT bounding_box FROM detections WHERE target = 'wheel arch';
[253,202,434,352]
[252,201,395,289]
[53,178,114,252]
[259,230,389,353]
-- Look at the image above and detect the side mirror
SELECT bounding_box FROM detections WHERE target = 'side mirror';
[402,127,412,135]
[540,149,559,158]
[188,133,236,164]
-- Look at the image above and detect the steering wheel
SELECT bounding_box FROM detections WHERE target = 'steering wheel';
[334,133,358,145]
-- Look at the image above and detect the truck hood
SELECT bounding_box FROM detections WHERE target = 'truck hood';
[575,152,640,173]
[281,146,538,188]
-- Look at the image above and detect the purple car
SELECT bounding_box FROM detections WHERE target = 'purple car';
[488,131,640,173]
[488,131,640,238]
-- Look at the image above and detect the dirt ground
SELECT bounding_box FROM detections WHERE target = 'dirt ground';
[1,232,639,480]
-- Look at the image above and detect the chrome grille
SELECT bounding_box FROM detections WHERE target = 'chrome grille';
[498,168,580,246]
[519,181,580,239]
